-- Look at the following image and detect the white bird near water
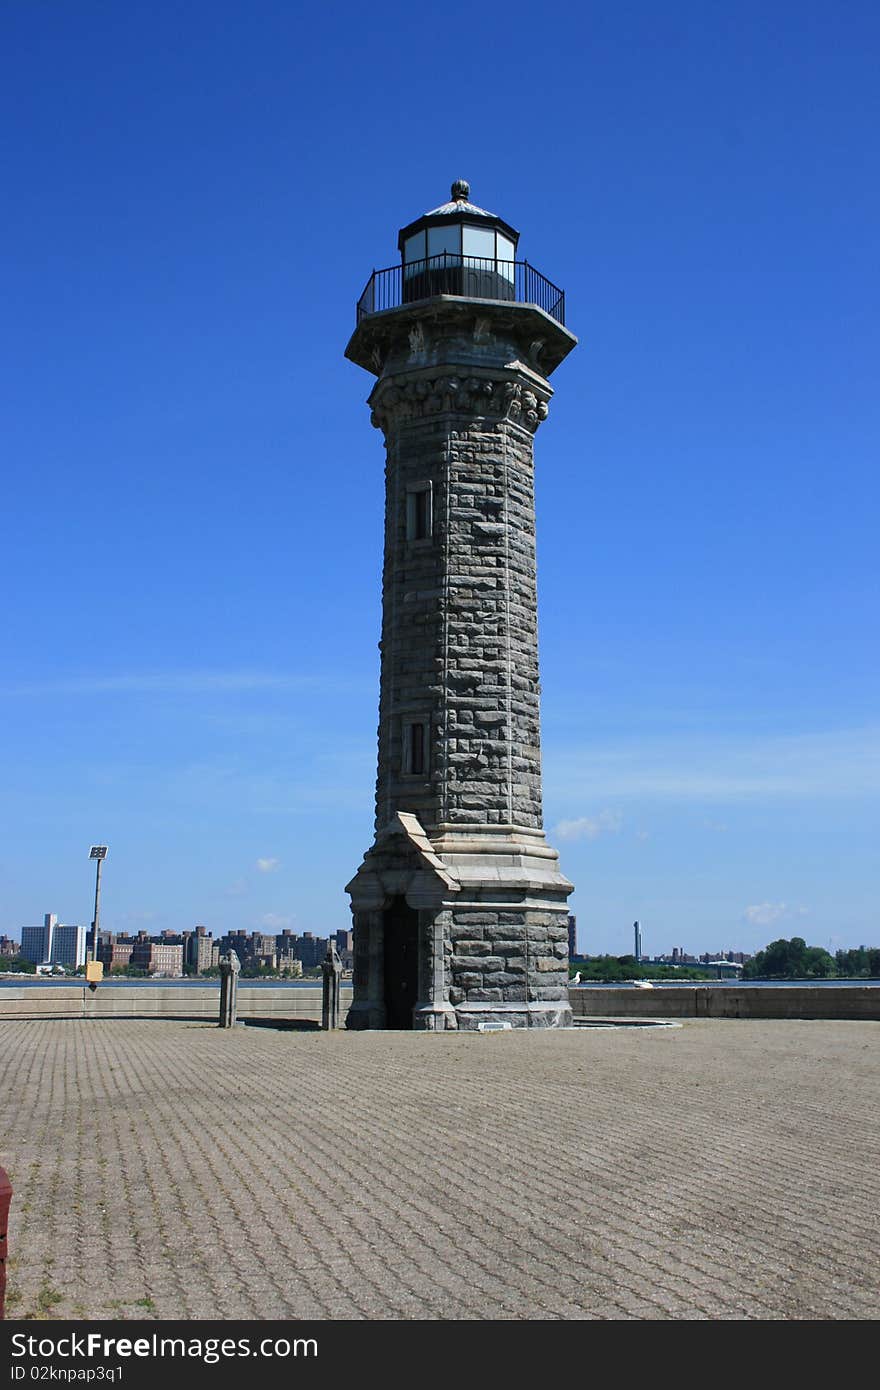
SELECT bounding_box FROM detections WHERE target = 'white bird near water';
[571,972,582,985]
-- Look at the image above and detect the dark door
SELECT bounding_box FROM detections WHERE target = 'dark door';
[383,896,419,1029]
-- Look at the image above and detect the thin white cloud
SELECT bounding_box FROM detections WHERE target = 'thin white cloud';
[545,725,880,803]
[744,902,809,927]
[554,810,623,841]
[0,671,342,697]
[261,913,294,931]
[256,857,280,873]
[224,878,248,898]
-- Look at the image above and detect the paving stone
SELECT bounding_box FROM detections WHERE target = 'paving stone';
[1,1018,878,1320]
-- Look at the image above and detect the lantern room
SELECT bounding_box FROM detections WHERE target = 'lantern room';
[397,179,520,303]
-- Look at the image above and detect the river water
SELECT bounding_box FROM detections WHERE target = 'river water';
[1,977,876,989]
[574,978,879,988]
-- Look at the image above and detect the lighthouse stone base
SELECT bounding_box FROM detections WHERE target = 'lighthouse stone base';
[346,813,573,1031]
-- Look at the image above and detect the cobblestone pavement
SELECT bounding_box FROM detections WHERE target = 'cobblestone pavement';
[2,1018,878,1320]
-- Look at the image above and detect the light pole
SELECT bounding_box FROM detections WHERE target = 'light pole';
[88,846,108,967]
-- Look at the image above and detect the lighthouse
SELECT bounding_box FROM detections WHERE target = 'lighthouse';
[345,181,576,1030]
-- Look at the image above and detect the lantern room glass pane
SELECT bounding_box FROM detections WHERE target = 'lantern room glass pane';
[403,231,426,277]
[496,234,515,281]
[462,225,496,264]
[427,224,461,261]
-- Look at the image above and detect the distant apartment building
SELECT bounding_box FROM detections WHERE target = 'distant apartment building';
[567,915,578,960]
[152,943,183,975]
[20,914,56,965]
[98,934,138,972]
[275,930,297,962]
[271,929,337,969]
[223,932,252,965]
[1,935,20,957]
[183,926,220,974]
[51,923,86,969]
[298,932,328,968]
[96,931,183,976]
[19,914,86,968]
[101,940,135,972]
[249,933,274,958]
[216,930,276,969]
[131,937,183,976]
[242,932,278,970]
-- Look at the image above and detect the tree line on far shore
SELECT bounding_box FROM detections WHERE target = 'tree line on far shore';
[569,955,714,982]
[569,938,880,982]
[742,938,880,979]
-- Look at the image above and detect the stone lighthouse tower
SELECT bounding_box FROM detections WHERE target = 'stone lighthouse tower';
[345,181,576,1030]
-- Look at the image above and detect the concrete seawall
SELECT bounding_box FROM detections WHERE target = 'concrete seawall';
[2,983,879,1024]
[0,985,352,1024]
[569,985,880,1021]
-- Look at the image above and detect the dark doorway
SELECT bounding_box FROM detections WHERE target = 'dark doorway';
[383,896,419,1029]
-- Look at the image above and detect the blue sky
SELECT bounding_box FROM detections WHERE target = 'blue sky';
[1,1,877,957]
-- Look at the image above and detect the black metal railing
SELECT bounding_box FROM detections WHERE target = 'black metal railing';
[356,255,565,326]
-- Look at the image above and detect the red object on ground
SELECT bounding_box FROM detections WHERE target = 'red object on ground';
[0,1166,11,1319]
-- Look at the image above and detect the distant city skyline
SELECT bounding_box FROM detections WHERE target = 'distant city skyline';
[6,919,353,978]
[1,2,877,956]
[8,910,862,967]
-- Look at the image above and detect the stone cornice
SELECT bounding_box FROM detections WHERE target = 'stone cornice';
[369,371,551,435]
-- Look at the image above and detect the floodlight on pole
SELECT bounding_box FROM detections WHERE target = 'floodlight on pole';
[88,846,108,967]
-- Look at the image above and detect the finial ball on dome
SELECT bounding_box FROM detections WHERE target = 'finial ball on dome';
[451,179,470,202]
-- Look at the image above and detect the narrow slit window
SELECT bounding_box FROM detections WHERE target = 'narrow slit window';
[406,484,432,541]
[405,721,427,776]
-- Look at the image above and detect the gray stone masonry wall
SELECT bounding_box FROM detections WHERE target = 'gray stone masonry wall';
[374,392,543,835]
[447,905,570,1026]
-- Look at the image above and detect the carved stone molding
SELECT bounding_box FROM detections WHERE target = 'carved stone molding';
[370,375,550,435]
